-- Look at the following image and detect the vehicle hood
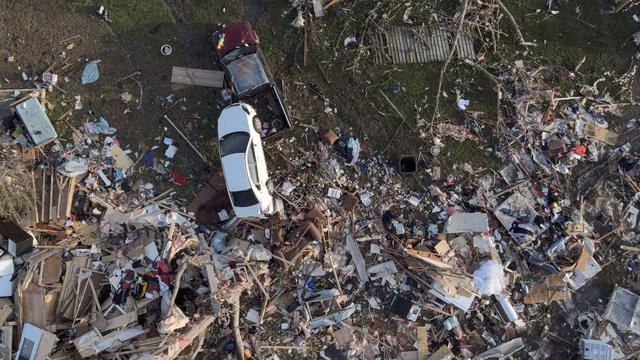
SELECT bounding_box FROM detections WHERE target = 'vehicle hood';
[214,22,258,58]
[220,153,251,192]
[218,105,251,137]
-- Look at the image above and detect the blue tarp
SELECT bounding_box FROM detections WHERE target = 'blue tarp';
[81,60,101,85]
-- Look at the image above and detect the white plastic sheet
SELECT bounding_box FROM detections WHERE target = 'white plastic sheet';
[473,260,506,296]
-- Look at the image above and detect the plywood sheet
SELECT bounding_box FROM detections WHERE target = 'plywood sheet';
[171,66,224,88]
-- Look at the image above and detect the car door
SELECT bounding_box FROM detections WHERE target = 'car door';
[246,141,261,190]
[249,135,269,190]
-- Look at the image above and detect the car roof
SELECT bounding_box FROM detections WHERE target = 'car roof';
[220,152,252,192]
[213,22,258,58]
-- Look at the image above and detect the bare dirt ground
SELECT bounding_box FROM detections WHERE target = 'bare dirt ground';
[1,0,636,192]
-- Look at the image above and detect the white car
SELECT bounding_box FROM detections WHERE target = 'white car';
[218,103,274,218]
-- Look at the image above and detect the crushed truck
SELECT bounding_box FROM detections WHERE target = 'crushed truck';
[213,22,292,139]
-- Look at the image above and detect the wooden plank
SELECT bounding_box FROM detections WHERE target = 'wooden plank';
[56,256,90,320]
[171,66,224,88]
[417,326,428,360]
[41,253,63,285]
[74,326,147,358]
[91,311,137,332]
[205,264,218,296]
[63,272,103,321]
[0,305,13,324]
[44,290,60,325]
[23,284,47,328]
[0,325,12,360]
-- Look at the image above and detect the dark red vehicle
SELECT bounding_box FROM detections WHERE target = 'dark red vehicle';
[213,22,292,138]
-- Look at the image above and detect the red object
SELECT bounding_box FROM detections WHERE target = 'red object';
[169,171,188,186]
[213,22,259,58]
[156,260,171,285]
[573,145,588,156]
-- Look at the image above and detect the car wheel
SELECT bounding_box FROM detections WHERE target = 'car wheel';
[271,116,284,131]
[253,116,262,132]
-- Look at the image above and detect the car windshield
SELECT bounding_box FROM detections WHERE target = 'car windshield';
[231,189,258,207]
[220,132,249,156]
[222,45,253,63]
[226,53,269,95]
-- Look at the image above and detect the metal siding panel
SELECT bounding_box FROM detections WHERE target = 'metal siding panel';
[435,29,445,61]
[402,27,414,64]
[395,27,405,64]
[375,32,385,64]
[428,31,436,62]
[418,29,429,63]
[430,30,438,62]
[413,29,424,63]
[388,28,398,64]
[409,28,419,64]
[436,29,445,61]
[396,27,406,64]
[410,27,419,63]
[381,31,391,64]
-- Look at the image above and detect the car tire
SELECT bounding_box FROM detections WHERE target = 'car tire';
[253,116,262,132]
[271,116,284,131]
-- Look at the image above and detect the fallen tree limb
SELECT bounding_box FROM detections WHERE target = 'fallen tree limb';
[496,0,537,47]
[463,59,505,138]
[233,296,246,360]
[430,0,470,131]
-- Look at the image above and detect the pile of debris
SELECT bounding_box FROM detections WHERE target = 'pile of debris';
[0,1,640,360]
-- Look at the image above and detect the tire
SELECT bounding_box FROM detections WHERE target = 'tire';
[271,117,284,131]
[252,116,262,132]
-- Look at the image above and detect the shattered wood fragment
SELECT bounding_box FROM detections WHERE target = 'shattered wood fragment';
[90,311,138,332]
[40,253,62,285]
[73,326,147,358]
[22,284,47,329]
